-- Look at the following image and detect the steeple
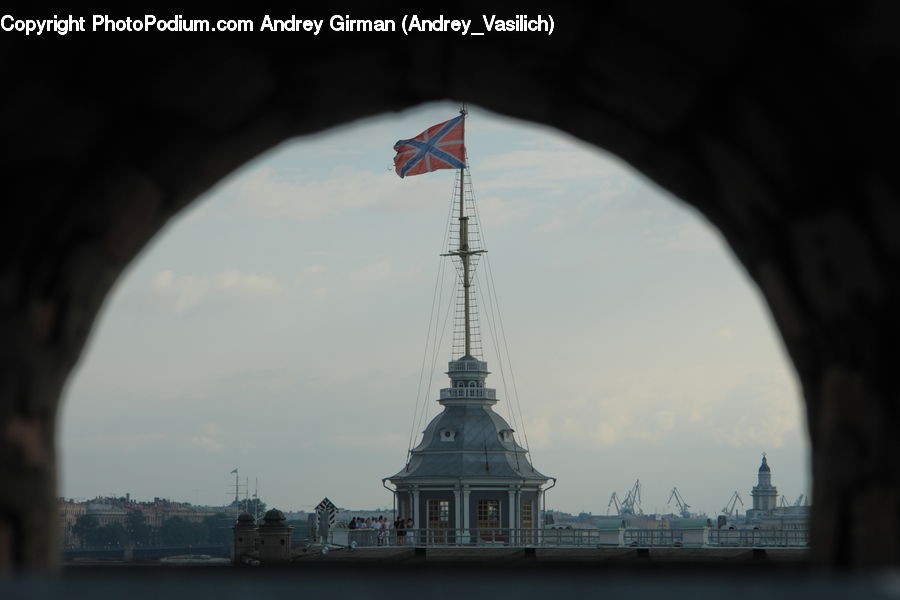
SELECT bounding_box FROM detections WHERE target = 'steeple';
[758,454,772,485]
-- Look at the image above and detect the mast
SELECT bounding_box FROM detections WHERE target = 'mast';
[459,139,471,355]
[452,104,482,358]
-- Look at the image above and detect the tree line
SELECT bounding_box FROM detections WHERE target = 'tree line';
[70,509,234,548]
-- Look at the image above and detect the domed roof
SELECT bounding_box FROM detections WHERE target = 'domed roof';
[237,513,255,524]
[262,509,285,524]
[389,398,548,482]
[759,455,770,472]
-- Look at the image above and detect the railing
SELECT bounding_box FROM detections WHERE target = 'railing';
[448,360,487,372]
[345,528,543,548]
[439,388,497,400]
[707,528,808,548]
[340,527,808,549]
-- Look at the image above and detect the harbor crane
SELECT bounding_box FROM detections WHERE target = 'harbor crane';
[667,487,691,518]
[721,491,744,517]
[780,494,807,508]
[607,480,644,516]
[607,492,621,515]
[621,480,643,516]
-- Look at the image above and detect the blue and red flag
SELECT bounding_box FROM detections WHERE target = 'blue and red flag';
[393,115,466,178]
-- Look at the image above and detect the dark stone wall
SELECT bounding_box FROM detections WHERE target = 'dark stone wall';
[3,1,900,569]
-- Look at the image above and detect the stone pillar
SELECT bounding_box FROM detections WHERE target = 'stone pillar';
[454,486,462,532]
[508,489,517,542]
[462,486,471,532]
[411,487,420,531]
[539,489,544,529]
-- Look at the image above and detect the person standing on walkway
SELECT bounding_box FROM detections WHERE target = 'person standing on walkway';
[395,515,405,546]
[406,518,415,546]
[371,515,382,545]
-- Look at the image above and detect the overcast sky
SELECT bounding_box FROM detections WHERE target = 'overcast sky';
[59,102,809,517]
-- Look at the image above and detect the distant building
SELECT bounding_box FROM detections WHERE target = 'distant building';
[744,455,809,535]
[135,497,228,527]
[58,499,86,547]
[56,494,234,546]
[747,454,778,521]
[85,502,128,526]
[757,505,809,534]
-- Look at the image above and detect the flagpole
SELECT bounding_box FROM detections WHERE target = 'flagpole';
[397,106,475,358]
[458,105,471,357]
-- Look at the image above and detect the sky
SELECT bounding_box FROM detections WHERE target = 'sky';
[59,101,809,517]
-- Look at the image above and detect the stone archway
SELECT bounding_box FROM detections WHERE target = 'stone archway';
[3,5,899,568]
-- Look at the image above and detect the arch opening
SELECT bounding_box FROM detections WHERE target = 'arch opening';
[4,13,897,568]
[58,104,807,548]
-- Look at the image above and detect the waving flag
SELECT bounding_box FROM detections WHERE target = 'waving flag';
[393,115,466,178]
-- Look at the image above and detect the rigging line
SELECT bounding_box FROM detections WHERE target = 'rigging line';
[406,170,459,461]
[459,176,518,434]
[463,168,518,430]
[477,267,521,436]
[485,252,532,456]
[417,169,464,440]
[407,224,449,460]
[467,279,483,358]
[419,267,459,437]
[405,250,446,460]
[470,184,532,456]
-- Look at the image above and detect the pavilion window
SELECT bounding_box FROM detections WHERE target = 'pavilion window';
[427,499,450,529]
[476,499,501,529]
[521,502,532,529]
[521,501,534,544]
[427,499,450,544]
